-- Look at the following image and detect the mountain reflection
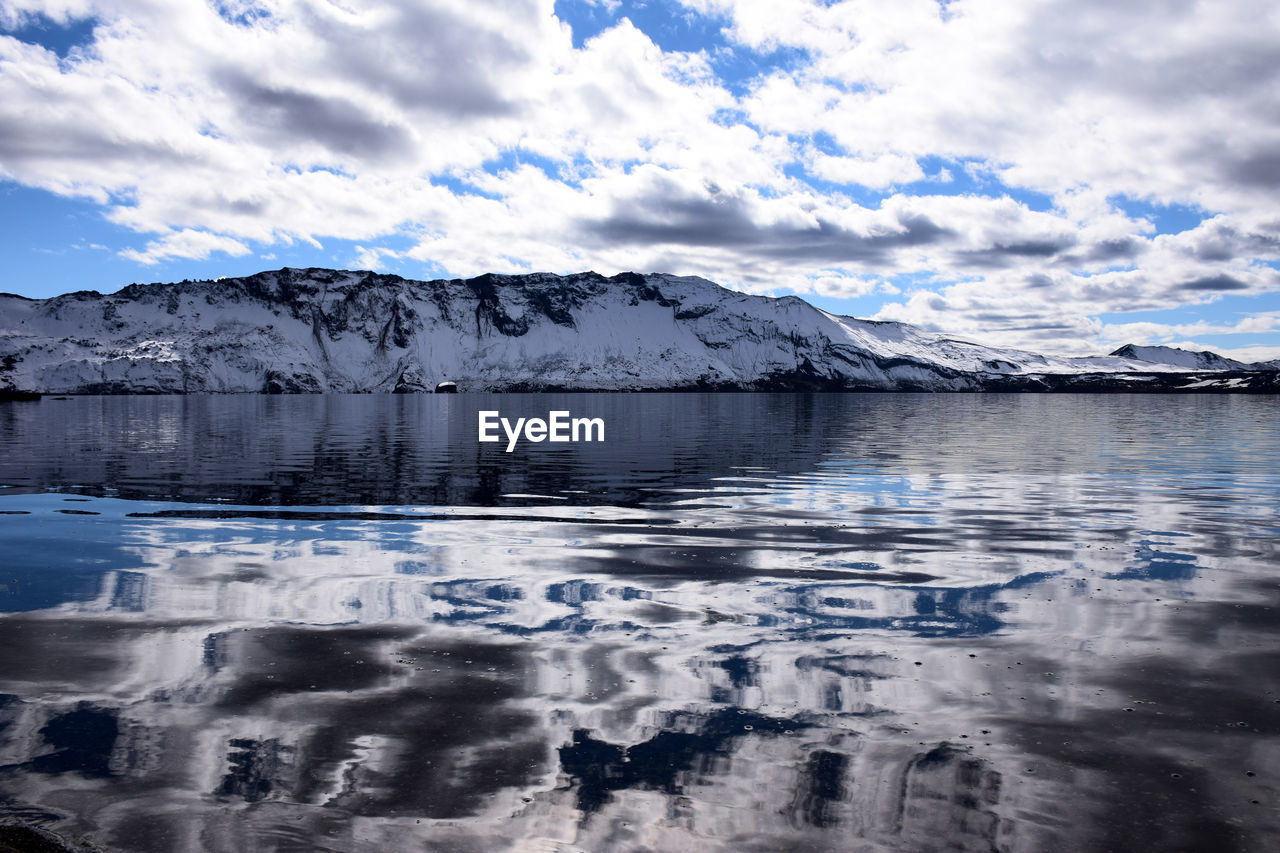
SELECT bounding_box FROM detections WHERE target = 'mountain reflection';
[0,393,849,506]
[0,394,1277,851]
[2,392,1274,507]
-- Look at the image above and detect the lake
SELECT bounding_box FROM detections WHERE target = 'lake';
[0,393,1277,852]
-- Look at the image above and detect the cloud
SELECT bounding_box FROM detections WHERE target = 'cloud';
[218,72,417,162]
[0,0,1276,355]
[952,237,1078,270]
[291,0,535,118]
[1222,149,1280,189]
[804,149,925,189]
[119,229,251,265]
[1099,313,1280,343]
[1177,274,1248,292]
[351,243,400,271]
[580,168,953,263]
[716,0,1280,220]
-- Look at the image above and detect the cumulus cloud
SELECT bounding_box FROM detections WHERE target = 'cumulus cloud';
[0,0,1277,355]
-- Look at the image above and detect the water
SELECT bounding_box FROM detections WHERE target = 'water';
[0,393,1277,852]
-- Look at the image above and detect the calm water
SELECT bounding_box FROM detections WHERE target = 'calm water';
[0,394,1277,852]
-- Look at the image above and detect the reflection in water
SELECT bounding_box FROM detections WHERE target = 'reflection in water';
[0,394,1278,851]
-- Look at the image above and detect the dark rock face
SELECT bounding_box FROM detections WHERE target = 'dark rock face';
[262,371,324,394]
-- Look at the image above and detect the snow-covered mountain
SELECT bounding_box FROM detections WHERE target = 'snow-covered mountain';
[0,268,1274,393]
[1108,344,1252,371]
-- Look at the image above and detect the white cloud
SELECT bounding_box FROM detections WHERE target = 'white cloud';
[351,244,399,271]
[805,149,924,189]
[0,0,1276,354]
[1097,314,1280,347]
[720,0,1280,214]
[1176,343,1280,363]
[118,229,251,265]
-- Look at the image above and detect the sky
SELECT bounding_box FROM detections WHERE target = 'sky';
[1,0,1279,360]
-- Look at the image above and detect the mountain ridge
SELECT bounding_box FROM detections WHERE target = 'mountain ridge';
[1107,343,1277,372]
[1,267,1276,394]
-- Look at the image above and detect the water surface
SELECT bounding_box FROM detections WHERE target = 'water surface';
[0,394,1277,852]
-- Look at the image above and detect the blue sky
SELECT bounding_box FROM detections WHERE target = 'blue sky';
[1,0,1278,358]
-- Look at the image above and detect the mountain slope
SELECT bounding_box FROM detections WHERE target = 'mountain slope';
[0,268,1273,393]
[1107,344,1255,371]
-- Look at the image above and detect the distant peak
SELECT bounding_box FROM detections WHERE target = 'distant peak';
[1109,343,1245,370]
[1111,343,1208,358]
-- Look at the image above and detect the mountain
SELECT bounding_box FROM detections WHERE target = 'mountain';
[1107,344,1253,371]
[1,268,1276,394]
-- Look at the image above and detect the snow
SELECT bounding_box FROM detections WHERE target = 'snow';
[0,268,1266,394]
[1108,344,1250,371]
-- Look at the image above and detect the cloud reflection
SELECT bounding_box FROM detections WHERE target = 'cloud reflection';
[0,394,1277,850]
